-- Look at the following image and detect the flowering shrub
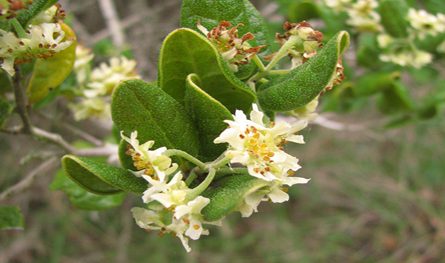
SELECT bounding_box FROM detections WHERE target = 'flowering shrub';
[2,0,441,255]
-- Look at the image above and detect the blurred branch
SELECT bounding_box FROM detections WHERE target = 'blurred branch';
[97,0,126,48]
[12,67,32,134]
[0,157,58,201]
[313,115,365,132]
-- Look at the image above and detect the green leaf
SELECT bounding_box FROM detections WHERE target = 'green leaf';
[0,97,13,127]
[356,34,381,68]
[354,71,400,97]
[118,139,136,170]
[202,175,269,221]
[0,206,24,230]
[51,170,125,210]
[27,23,77,103]
[180,0,274,49]
[377,0,409,38]
[184,74,233,161]
[16,0,58,26]
[62,155,147,195]
[287,0,320,22]
[111,79,200,157]
[158,28,256,113]
[258,31,350,112]
[377,82,414,114]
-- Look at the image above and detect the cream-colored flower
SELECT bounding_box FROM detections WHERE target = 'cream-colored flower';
[174,196,210,240]
[142,172,189,207]
[377,34,394,49]
[323,0,352,12]
[238,177,310,217]
[408,9,445,39]
[85,56,139,97]
[74,46,94,85]
[121,131,177,181]
[380,49,432,68]
[290,96,319,121]
[0,23,72,76]
[214,104,308,182]
[346,0,381,32]
[131,207,165,231]
[69,97,110,121]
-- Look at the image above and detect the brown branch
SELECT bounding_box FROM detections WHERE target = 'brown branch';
[12,67,32,134]
[0,157,58,201]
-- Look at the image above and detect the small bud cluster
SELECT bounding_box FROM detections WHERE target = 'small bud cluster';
[275,21,323,69]
[198,21,265,72]
[70,46,140,121]
[0,3,71,75]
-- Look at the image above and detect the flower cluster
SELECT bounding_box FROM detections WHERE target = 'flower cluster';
[70,46,140,120]
[122,131,217,252]
[323,0,381,32]
[407,9,445,39]
[346,0,381,32]
[214,104,310,217]
[377,8,445,68]
[198,21,265,72]
[0,3,70,75]
[323,0,445,68]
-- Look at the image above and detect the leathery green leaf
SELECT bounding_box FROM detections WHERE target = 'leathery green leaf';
[202,175,269,221]
[180,0,273,49]
[184,74,233,161]
[111,80,200,157]
[62,155,147,195]
[51,169,126,210]
[258,31,350,112]
[158,28,255,113]
[27,23,77,103]
[0,206,24,230]
[377,0,409,38]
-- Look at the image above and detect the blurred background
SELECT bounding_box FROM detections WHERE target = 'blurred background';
[1,0,445,262]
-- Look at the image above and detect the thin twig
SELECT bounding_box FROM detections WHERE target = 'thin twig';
[97,0,126,48]
[0,157,58,201]
[12,67,32,134]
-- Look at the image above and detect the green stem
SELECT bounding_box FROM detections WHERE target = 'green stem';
[185,169,198,186]
[251,54,266,72]
[264,35,301,71]
[187,168,216,200]
[269,69,290,75]
[210,156,231,169]
[164,149,206,170]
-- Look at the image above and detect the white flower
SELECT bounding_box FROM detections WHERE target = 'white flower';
[121,131,177,181]
[31,5,58,24]
[346,0,381,32]
[0,23,72,76]
[74,46,94,85]
[408,9,445,39]
[69,97,110,121]
[86,56,139,97]
[323,0,352,12]
[290,97,319,121]
[215,104,308,182]
[142,172,189,207]
[238,177,310,217]
[131,207,165,231]
[380,49,432,68]
[174,196,210,240]
[377,34,394,49]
